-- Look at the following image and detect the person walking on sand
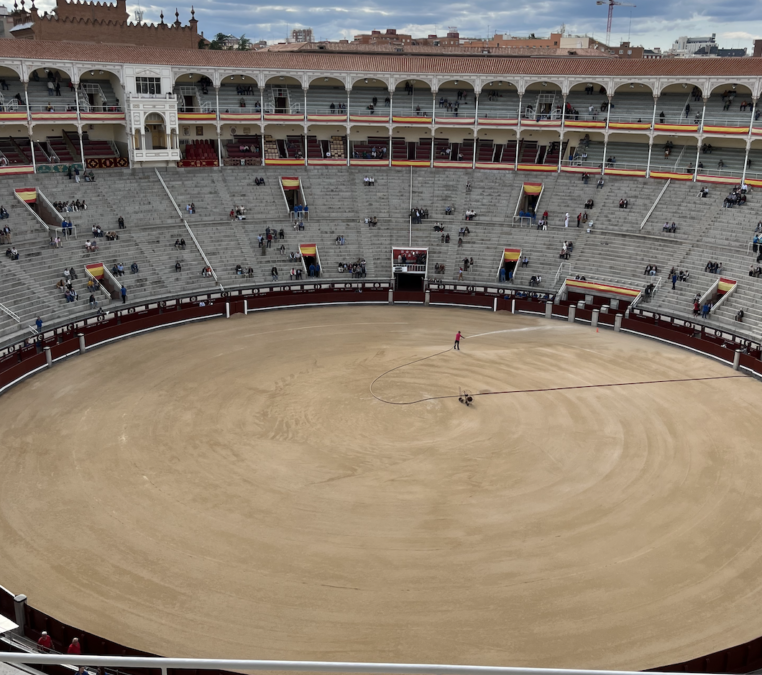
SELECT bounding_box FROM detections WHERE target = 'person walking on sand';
[454,330,464,350]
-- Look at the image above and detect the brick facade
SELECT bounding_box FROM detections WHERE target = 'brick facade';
[11,0,200,49]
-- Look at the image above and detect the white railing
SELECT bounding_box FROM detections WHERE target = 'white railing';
[640,179,670,230]
[0,651,678,675]
[36,188,77,239]
[154,168,220,287]
[0,301,20,323]
[554,262,572,285]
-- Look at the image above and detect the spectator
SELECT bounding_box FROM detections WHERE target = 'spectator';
[271,266,278,281]
[120,285,127,304]
[35,316,43,333]
[38,632,52,651]
[118,216,125,229]
[175,261,182,272]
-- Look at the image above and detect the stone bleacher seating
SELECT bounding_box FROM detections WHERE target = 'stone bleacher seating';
[0,137,26,164]
[3,166,762,345]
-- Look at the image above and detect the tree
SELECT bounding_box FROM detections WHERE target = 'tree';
[208,32,227,50]
[237,34,251,50]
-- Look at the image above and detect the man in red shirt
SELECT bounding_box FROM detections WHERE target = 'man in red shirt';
[67,637,81,654]
[37,632,52,650]
[454,331,463,351]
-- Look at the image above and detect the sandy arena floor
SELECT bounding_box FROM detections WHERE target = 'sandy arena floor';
[0,306,761,670]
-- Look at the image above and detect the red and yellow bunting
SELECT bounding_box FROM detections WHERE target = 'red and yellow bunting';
[702,125,749,135]
[504,248,521,262]
[263,113,305,122]
[517,164,556,172]
[521,119,561,128]
[391,116,432,124]
[299,244,317,256]
[696,174,736,185]
[391,160,430,167]
[609,122,651,130]
[265,158,304,166]
[0,165,34,176]
[433,161,472,169]
[522,182,543,195]
[474,162,513,171]
[653,123,699,133]
[306,114,347,122]
[85,263,105,279]
[649,171,693,181]
[564,120,606,129]
[80,112,126,122]
[477,118,518,127]
[349,114,389,123]
[566,278,640,297]
[435,117,475,126]
[280,176,300,190]
[220,112,261,122]
[606,168,646,177]
[309,158,346,166]
[350,159,388,167]
[0,112,28,121]
[14,187,36,203]
[718,277,737,295]
[178,112,216,121]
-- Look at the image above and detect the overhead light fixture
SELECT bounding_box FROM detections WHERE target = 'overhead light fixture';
[630,84,634,88]
[542,81,547,86]
[99,70,103,75]
[454,80,458,84]
[682,83,687,89]
[189,74,193,79]
[280,76,284,80]
[230,76,234,80]
[324,77,328,81]
[732,84,737,89]
[364,78,368,83]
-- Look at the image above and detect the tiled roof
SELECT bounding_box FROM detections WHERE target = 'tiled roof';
[2,39,762,78]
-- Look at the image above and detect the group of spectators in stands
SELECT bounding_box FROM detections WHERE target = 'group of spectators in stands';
[337,259,366,277]
[5,246,18,259]
[0,224,10,243]
[354,147,386,159]
[230,205,247,220]
[723,185,748,208]
[56,267,79,302]
[662,222,678,233]
[185,203,196,214]
[174,238,187,249]
[55,199,87,212]
[464,209,477,221]
[618,199,629,209]
[235,264,255,278]
[363,176,376,186]
[364,216,378,227]
[49,235,63,248]
[559,240,573,260]
[705,261,723,274]
[254,177,266,185]
[411,207,427,223]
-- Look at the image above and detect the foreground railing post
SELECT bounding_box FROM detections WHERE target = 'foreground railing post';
[225,302,230,319]
[614,314,623,332]
[44,346,52,368]
[424,290,430,306]
[78,333,86,354]
[388,289,393,304]
[13,594,26,637]
[591,308,599,328]
[568,305,576,323]
[545,301,552,319]
[734,349,741,371]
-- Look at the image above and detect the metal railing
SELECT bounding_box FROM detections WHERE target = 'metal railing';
[0,301,20,323]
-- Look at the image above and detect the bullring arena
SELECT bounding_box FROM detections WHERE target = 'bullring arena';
[6,34,762,675]
[1,303,762,672]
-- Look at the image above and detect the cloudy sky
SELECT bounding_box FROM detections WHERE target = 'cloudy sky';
[33,0,762,50]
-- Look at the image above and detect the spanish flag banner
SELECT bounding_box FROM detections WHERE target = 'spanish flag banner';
[702,125,749,135]
[522,182,543,195]
[14,187,36,203]
[654,123,699,133]
[85,262,105,279]
[566,278,640,297]
[280,176,300,190]
[717,277,736,295]
[299,244,317,256]
[504,248,521,262]
[609,122,651,131]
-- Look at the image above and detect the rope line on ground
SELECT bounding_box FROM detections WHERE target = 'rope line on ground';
[369,346,746,406]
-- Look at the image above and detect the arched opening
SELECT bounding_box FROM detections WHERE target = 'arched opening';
[433,127,475,163]
[561,130,606,170]
[219,74,260,114]
[567,81,610,123]
[747,139,762,180]
[144,112,167,150]
[349,78,390,119]
[174,73,214,113]
[657,83,703,126]
[704,83,754,129]
[696,137,747,178]
[0,66,24,113]
[264,76,303,115]
[435,80,475,122]
[610,82,655,126]
[307,77,346,118]
[650,134,695,173]
[477,80,520,122]
[523,81,563,121]
[604,132,650,172]
[393,79,432,119]
[349,125,389,162]
[79,68,123,113]
[475,128,518,164]
[28,67,75,115]
[306,124,347,160]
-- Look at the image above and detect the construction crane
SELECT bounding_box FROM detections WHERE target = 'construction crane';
[596,0,636,49]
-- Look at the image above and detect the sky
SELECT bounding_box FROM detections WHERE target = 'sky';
[30,0,762,50]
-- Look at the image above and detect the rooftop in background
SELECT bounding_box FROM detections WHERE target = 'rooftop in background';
[2,38,762,76]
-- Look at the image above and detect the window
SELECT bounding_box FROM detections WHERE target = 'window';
[619,49,623,54]
[628,49,632,54]
[136,77,161,95]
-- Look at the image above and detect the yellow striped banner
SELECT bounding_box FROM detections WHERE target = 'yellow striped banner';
[178,113,216,121]
[280,177,300,189]
[566,278,640,297]
[649,171,693,181]
[696,174,736,185]
[609,122,651,130]
[474,162,513,171]
[504,248,521,261]
[0,165,33,176]
[85,263,105,279]
[521,119,561,127]
[391,160,431,167]
[718,277,736,294]
[299,244,317,255]
[265,158,305,166]
[434,117,475,125]
[220,113,261,122]
[14,187,36,202]
[263,113,305,122]
[31,112,77,121]
[349,115,389,123]
[0,112,27,121]
[517,164,557,172]
[433,161,472,169]
[702,125,749,135]
[392,116,432,124]
[307,114,347,122]
[350,159,388,167]
[606,168,646,177]
[80,112,126,122]
[522,182,543,195]
[654,123,699,132]
[308,159,346,166]
[478,118,518,127]
[564,120,606,129]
